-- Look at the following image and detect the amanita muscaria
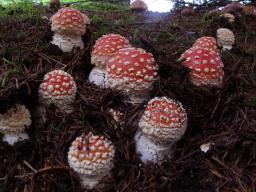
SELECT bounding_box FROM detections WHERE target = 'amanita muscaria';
[130,0,148,11]
[193,36,218,53]
[135,97,187,164]
[50,7,90,52]
[68,132,115,189]
[216,28,235,50]
[0,105,31,145]
[89,34,130,87]
[38,69,77,113]
[106,47,158,104]
[179,47,224,87]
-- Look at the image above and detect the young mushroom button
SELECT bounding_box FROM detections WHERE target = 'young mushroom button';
[135,97,188,164]
[216,28,235,50]
[179,47,224,87]
[0,105,32,145]
[89,34,130,87]
[68,132,115,189]
[50,7,89,52]
[38,70,77,113]
[106,47,158,104]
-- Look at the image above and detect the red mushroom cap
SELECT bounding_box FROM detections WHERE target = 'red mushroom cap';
[193,36,218,53]
[68,132,115,176]
[139,97,187,143]
[179,47,224,87]
[106,47,157,92]
[39,70,77,105]
[50,7,87,36]
[91,34,130,67]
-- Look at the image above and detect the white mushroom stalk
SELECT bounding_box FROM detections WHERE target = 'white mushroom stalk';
[216,28,235,51]
[50,7,90,52]
[89,34,130,87]
[135,97,187,164]
[68,132,115,189]
[38,69,77,113]
[0,105,31,145]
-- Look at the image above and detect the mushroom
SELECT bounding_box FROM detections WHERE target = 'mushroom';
[106,47,158,104]
[181,7,195,16]
[89,34,130,87]
[179,47,224,87]
[192,36,218,53]
[68,132,115,189]
[38,69,77,113]
[207,9,221,17]
[216,28,235,50]
[0,105,31,145]
[135,97,187,164]
[130,0,148,12]
[220,13,235,23]
[242,5,256,16]
[222,1,243,13]
[50,7,90,52]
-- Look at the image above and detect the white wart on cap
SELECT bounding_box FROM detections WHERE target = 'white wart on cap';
[106,47,158,104]
[0,105,31,145]
[216,28,235,50]
[68,132,115,189]
[38,70,77,112]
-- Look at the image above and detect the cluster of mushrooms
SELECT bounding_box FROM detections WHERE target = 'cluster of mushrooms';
[0,2,242,190]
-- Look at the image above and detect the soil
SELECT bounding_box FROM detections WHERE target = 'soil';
[0,5,255,192]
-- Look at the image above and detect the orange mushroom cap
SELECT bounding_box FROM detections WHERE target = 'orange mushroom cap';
[179,47,224,87]
[68,132,115,176]
[106,47,157,91]
[139,97,187,143]
[91,34,130,67]
[50,7,87,36]
[193,36,218,53]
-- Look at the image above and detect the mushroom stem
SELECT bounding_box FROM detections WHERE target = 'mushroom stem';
[51,33,84,52]
[2,132,29,146]
[134,130,174,164]
[80,174,104,189]
[88,67,107,88]
[127,89,151,104]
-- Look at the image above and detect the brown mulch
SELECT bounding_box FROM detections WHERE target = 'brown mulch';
[0,6,255,192]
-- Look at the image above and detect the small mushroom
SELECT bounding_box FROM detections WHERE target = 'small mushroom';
[106,47,158,104]
[89,34,130,87]
[242,5,256,16]
[207,9,221,17]
[0,105,31,145]
[130,0,148,12]
[135,97,187,164]
[216,28,235,50]
[68,132,115,189]
[179,47,224,87]
[38,70,77,113]
[222,1,243,13]
[50,7,90,52]
[220,13,235,23]
[181,7,195,16]
[192,36,218,53]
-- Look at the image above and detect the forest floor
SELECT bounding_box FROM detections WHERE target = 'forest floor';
[0,3,256,192]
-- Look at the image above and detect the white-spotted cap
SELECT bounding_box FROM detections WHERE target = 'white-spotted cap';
[130,0,148,11]
[50,7,88,36]
[0,105,31,135]
[216,28,235,50]
[106,47,157,95]
[91,34,130,68]
[139,97,187,144]
[193,36,218,53]
[68,132,115,176]
[38,70,77,108]
[179,47,224,87]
